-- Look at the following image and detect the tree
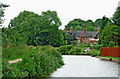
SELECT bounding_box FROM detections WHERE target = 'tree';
[100,25,120,47]
[112,7,120,26]
[99,16,113,44]
[3,10,64,47]
[65,18,97,31]
[74,25,83,31]
[62,31,73,45]
[0,3,9,25]
[86,26,97,31]
[95,19,102,27]
[0,3,9,47]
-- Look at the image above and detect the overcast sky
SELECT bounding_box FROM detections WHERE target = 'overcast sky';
[0,0,119,29]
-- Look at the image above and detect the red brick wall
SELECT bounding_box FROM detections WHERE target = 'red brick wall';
[101,47,120,57]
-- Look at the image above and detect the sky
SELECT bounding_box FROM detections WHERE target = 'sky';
[0,0,119,30]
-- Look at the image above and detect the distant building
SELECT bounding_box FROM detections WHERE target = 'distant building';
[64,26,99,45]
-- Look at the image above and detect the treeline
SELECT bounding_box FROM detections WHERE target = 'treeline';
[65,19,98,31]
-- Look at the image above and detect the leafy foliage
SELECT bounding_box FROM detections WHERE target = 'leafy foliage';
[91,49,100,57]
[62,31,73,45]
[2,45,64,78]
[65,18,97,31]
[86,26,97,31]
[2,10,64,47]
[99,16,113,44]
[112,7,120,26]
[90,44,101,50]
[57,45,73,55]
[100,25,120,47]
[0,3,9,25]
[69,47,81,55]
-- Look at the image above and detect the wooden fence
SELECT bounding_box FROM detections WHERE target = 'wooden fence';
[101,47,120,57]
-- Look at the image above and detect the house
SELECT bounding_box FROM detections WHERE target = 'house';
[64,26,99,45]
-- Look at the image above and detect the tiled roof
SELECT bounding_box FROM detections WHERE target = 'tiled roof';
[65,31,99,38]
[82,31,97,37]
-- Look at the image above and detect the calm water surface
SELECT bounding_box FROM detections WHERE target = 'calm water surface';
[51,55,118,77]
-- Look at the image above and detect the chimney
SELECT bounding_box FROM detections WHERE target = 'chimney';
[70,27,73,32]
[64,26,66,31]
[97,27,99,33]
[83,27,87,33]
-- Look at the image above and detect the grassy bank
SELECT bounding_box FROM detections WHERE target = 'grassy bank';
[98,56,120,60]
[2,45,64,78]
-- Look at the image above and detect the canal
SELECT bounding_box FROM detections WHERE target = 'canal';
[50,55,118,77]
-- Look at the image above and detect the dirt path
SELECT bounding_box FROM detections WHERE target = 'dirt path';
[8,59,22,64]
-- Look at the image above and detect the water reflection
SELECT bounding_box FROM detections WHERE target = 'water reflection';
[51,55,118,77]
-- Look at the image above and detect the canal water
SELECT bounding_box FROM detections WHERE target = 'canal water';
[51,55,118,77]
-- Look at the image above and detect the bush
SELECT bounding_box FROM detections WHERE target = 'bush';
[90,45,101,50]
[2,45,64,78]
[71,41,77,46]
[58,45,73,55]
[109,42,115,47]
[91,49,100,57]
[69,47,81,55]
[79,43,86,47]
[84,43,90,47]
[2,59,28,78]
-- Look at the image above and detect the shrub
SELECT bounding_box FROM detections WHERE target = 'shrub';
[2,45,64,78]
[80,43,86,47]
[90,45,101,50]
[69,47,81,55]
[58,45,73,55]
[71,41,77,46]
[91,49,100,57]
[109,42,115,47]
[84,43,90,47]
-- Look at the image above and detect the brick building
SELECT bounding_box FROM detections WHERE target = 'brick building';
[64,26,99,45]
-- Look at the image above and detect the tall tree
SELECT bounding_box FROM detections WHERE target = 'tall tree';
[0,3,9,47]
[112,7,120,26]
[99,16,113,44]
[3,10,64,47]
[0,3,9,25]
[100,25,120,47]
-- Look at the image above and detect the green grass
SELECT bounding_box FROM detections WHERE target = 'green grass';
[99,56,120,60]
[2,44,30,60]
[2,45,64,78]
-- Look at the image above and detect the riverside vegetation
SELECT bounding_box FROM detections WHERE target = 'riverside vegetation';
[2,44,64,78]
[57,43,101,57]
[1,2,120,78]
[2,10,67,78]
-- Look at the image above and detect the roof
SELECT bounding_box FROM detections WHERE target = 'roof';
[65,31,84,37]
[82,31,97,37]
[65,31,98,38]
